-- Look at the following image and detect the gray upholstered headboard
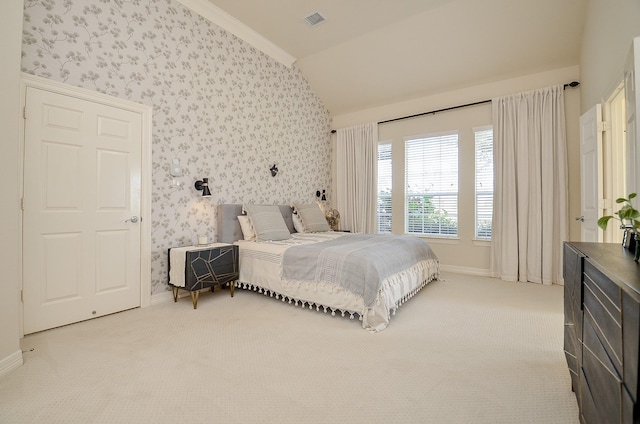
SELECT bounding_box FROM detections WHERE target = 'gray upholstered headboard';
[216,204,295,243]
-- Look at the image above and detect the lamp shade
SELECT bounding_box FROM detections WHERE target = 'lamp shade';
[194,178,212,197]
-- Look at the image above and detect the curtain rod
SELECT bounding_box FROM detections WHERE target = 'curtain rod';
[330,81,580,132]
[377,99,491,125]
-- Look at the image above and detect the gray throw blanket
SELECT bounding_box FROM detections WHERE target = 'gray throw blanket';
[282,234,438,307]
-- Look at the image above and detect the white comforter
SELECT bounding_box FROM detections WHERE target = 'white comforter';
[236,232,439,332]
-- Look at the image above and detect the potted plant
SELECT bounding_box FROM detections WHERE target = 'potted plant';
[597,193,640,260]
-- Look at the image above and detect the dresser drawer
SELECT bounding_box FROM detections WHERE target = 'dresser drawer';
[585,259,621,309]
[564,322,581,373]
[184,245,239,288]
[579,367,602,424]
[583,311,621,379]
[564,349,580,394]
[583,273,622,371]
[564,243,584,309]
[581,345,624,423]
[622,291,640,402]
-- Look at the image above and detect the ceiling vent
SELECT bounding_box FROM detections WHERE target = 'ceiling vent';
[303,12,326,27]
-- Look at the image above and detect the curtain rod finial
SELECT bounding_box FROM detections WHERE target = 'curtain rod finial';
[564,81,580,89]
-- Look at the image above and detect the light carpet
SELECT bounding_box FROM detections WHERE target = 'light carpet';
[0,272,579,423]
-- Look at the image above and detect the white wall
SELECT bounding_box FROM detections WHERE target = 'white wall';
[580,0,640,113]
[0,0,24,377]
[332,66,581,273]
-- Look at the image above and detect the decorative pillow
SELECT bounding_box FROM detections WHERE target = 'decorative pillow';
[292,212,305,233]
[293,203,330,233]
[243,204,292,241]
[237,215,256,241]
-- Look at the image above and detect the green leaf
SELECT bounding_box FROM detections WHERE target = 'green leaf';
[598,215,614,230]
[618,205,634,219]
[600,193,639,232]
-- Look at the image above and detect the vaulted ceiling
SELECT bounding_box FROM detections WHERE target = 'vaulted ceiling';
[206,0,587,116]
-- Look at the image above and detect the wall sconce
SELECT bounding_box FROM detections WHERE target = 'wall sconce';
[270,164,278,177]
[194,178,212,197]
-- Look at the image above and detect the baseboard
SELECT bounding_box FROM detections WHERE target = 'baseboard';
[439,264,491,277]
[0,350,23,379]
[151,290,175,306]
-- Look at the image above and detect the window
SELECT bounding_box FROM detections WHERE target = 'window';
[405,132,458,236]
[377,143,392,233]
[475,127,493,239]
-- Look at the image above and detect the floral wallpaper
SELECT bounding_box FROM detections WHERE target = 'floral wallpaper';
[21,0,332,295]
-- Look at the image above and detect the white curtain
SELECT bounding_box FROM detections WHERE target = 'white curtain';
[490,85,568,285]
[336,123,378,233]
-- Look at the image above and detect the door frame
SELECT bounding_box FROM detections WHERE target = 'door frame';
[18,73,152,336]
[602,82,627,243]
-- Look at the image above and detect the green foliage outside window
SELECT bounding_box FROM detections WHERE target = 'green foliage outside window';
[406,194,457,235]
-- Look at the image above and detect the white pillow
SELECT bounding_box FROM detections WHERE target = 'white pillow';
[292,213,305,233]
[293,203,330,233]
[244,204,292,241]
[237,215,256,241]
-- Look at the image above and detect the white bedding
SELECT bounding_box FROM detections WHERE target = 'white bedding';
[236,232,439,331]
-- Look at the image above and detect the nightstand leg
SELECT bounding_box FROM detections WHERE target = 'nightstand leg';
[230,281,235,297]
[190,291,199,309]
[172,287,179,302]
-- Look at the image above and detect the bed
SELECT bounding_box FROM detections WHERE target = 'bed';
[216,203,439,332]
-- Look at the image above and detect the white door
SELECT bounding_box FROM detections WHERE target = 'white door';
[579,104,603,242]
[23,87,142,334]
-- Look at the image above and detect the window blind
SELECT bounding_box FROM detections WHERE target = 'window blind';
[377,143,392,233]
[405,132,458,236]
[475,127,493,239]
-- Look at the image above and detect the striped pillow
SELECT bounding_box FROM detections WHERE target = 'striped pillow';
[293,203,330,233]
[244,204,291,241]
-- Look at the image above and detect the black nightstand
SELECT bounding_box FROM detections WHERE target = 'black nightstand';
[168,243,239,309]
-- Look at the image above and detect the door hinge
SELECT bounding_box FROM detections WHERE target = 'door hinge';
[597,120,609,132]
[21,198,24,211]
[20,290,23,302]
[23,107,26,119]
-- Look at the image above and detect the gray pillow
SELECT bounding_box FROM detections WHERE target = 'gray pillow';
[293,203,330,232]
[244,204,292,241]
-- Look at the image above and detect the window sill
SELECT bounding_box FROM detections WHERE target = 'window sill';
[410,235,460,245]
[472,239,491,247]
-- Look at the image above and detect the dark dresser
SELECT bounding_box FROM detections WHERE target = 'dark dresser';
[563,242,640,423]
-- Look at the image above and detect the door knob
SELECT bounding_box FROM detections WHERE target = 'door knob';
[125,216,139,223]
[575,216,585,222]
